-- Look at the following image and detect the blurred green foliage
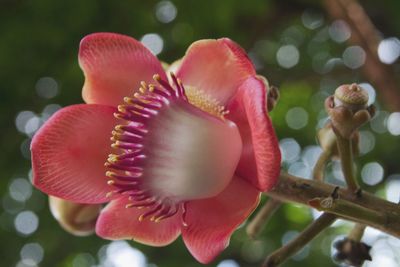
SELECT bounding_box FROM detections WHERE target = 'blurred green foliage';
[1,0,400,266]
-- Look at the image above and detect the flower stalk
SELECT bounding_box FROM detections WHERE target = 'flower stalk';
[348,223,366,242]
[313,150,332,181]
[246,198,281,239]
[335,134,360,193]
[313,127,337,181]
[262,213,336,267]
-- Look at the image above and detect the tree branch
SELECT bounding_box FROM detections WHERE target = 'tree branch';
[267,172,400,238]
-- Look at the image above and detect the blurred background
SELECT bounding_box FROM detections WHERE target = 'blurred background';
[1,0,400,266]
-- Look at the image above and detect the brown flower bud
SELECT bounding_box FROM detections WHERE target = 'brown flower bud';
[325,83,375,139]
[334,83,369,112]
[257,75,279,112]
[333,237,372,267]
[49,196,102,236]
[267,85,280,112]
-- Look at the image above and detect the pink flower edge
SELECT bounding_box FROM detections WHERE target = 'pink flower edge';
[31,104,117,204]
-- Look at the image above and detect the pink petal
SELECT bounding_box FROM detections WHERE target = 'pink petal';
[176,38,256,105]
[96,196,182,246]
[79,32,167,106]
[227,76,281,192]
[181,177,260,264]
[31,104,116,203]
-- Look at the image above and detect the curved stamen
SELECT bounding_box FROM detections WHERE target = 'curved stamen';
[169,72,187,99]
[106,171,142,180]
[115,125,147,136]
[105,162,143,172]
[150,205,170,221]
[153,204,179,223]
[111,141,143,150]
[139,203,164,221]
[108,150,143,160]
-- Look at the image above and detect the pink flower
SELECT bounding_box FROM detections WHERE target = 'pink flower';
[31,33,281,264]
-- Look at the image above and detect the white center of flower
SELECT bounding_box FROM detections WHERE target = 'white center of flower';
[143,100,241,202]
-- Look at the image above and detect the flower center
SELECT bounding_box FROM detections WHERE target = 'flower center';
[105,73,242,223]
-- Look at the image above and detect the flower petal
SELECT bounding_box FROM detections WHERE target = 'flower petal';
[49,196,101,236]
[181,177,260,264]
[227,76,281,191]
[79,32,167,106]
[176,38,256,105]
[96,196,182,246]
[31,104,116,203]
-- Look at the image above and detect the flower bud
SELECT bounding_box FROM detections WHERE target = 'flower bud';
[257,75,279,112]
[49,196,102,236]
[333,237,372,267]
[325,83,375,139]
[334,83,368,112]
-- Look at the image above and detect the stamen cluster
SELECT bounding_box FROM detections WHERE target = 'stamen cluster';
[105,74,187,222]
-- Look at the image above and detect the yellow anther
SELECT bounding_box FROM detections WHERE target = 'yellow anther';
[184,86,227,120]
[154,215,166,223]
[108,154,118,162]
[153,74,161,81]
[111,143,118,149]
[117,105,126,112]
[107,180,115,185]
[107,153,114,158]
[138,214,144,221]
[124,97,134,104]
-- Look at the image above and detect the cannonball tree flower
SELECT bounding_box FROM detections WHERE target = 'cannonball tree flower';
[31,33,281,264]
